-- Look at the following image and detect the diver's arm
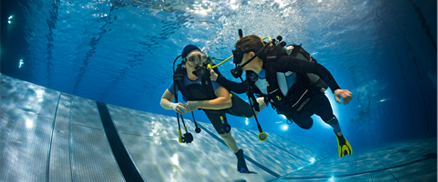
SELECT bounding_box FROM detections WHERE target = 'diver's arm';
[216,76,248,94]
[210,69,247,93]
[276,57,341,92]
[276,57,352,105]
[333,89,352,105]
[184,86,232,112]
[160,89,186,114]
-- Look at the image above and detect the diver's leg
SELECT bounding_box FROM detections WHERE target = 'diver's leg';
[204,110,253,173]
[277,106,313,129]
[226,93,265,118]
[204,110,238,154]
[204,110,231,135]
[219,131,254,173]
[255,97,267,114]
[219,132,239,153]
[288,112,313,129]
[312,94,342,133]
[312,94,353,158]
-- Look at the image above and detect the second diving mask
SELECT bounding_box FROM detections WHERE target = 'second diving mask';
[232,48,245,65]
[231,41,272,78]
[231,48,255,78]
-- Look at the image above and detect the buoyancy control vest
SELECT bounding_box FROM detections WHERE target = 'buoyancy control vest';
[248,44,328,110]
[288,44,329,92]
[173,59,221,101]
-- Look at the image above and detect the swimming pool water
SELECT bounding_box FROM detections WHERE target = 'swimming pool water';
[2,0,436,152]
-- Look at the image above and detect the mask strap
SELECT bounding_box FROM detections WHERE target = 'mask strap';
[236,40,273,70]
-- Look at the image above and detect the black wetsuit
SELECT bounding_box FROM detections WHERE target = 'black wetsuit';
[168,75,254,134]
[204,93,254,133]
[216,56,341,129]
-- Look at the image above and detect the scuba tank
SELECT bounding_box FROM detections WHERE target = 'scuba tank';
[283,42,328,92]
[264,36,329,93]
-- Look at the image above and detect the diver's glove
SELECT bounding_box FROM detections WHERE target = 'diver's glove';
[334,130,353,158]
[234,149,256,174]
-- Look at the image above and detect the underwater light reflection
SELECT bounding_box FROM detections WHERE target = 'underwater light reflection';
[309,157,315,164]
[171,153,179,166]
[329,176,336,182]
[229,0,238,10]
[273,0,288,8]
[186,1,213,16]
[36,89,44,102]
[19,59,24,68]
[25,119,34,129]
[281,124,288,131]
[8,15,14,24]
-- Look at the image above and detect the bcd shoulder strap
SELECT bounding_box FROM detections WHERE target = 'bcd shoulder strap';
[264,47,287,104]
[173,64,192,100]
[201,59,218,99]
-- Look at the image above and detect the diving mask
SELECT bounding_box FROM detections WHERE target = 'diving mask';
[232,48,245,65]
[231,40,273,78]
[185,51,208,65]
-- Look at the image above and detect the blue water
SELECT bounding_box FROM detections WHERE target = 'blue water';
[2,0,436,152]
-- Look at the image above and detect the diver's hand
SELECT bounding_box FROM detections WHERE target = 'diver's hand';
[171,102,187,114]
[334,89,353,105]
[184,101,200,113]
[210,69,218,81]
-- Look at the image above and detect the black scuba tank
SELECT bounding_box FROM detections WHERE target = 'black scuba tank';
[285,44,328,92]
[257,41,329,108]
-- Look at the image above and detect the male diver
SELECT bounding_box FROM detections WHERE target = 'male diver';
[210,35,354,158]
[160,45,265,173]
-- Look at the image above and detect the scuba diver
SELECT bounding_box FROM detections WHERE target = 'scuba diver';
[351,91,371,123]
[210,34,354,158]
[160,45,265,173]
